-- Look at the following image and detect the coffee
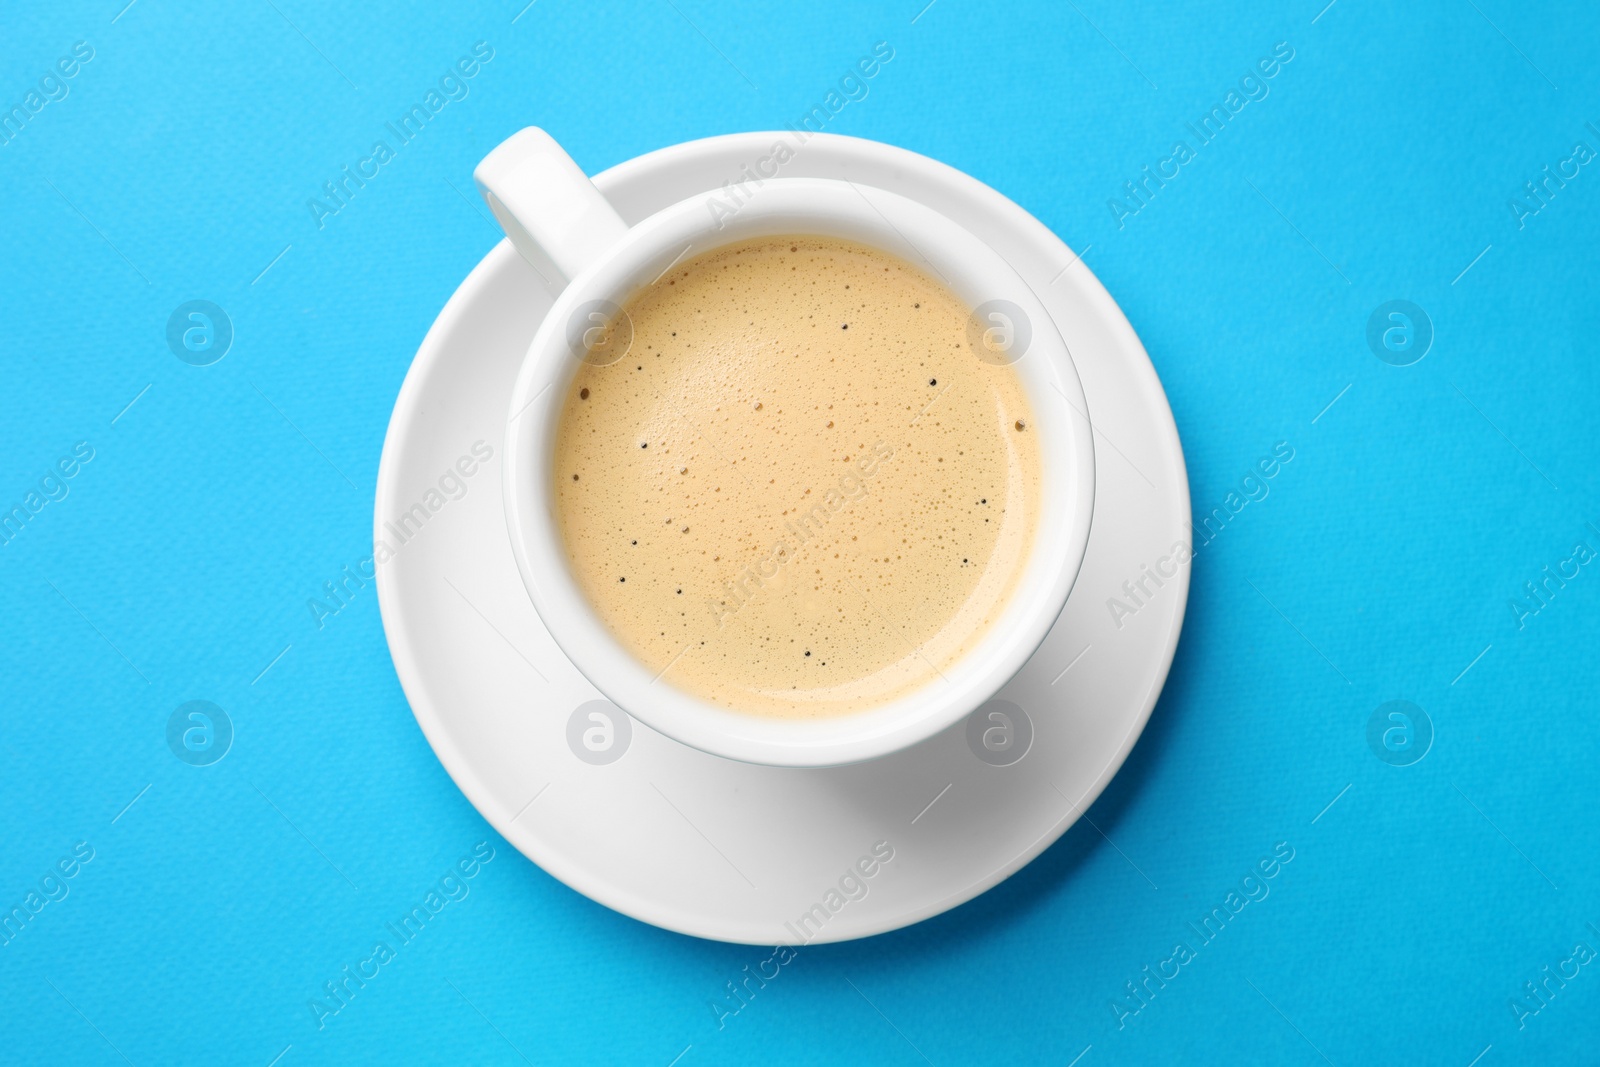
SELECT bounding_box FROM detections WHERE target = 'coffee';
[552,236,1040,717]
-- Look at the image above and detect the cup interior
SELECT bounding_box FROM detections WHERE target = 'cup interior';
[503,178,1095,766]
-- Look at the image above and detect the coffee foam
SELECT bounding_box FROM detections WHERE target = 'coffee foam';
[552,236,1040,717]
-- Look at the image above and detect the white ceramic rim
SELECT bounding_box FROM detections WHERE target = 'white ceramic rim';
[501,178,1095,767]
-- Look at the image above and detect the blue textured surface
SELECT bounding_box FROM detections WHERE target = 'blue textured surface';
[3,1,1597,1063]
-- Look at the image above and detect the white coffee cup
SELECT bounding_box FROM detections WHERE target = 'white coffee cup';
[475,127,1095,767]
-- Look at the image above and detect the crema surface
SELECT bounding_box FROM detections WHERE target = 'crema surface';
[552,236,1040,717]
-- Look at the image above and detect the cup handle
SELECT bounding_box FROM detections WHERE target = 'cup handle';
[472,127,629,291]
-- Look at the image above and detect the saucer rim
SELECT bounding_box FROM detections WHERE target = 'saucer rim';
[374,131,1190,943]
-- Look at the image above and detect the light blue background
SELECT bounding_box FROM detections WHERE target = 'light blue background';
[3,1,1597,1063]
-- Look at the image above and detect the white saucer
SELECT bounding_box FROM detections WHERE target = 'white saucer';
[374,133,1190,944]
